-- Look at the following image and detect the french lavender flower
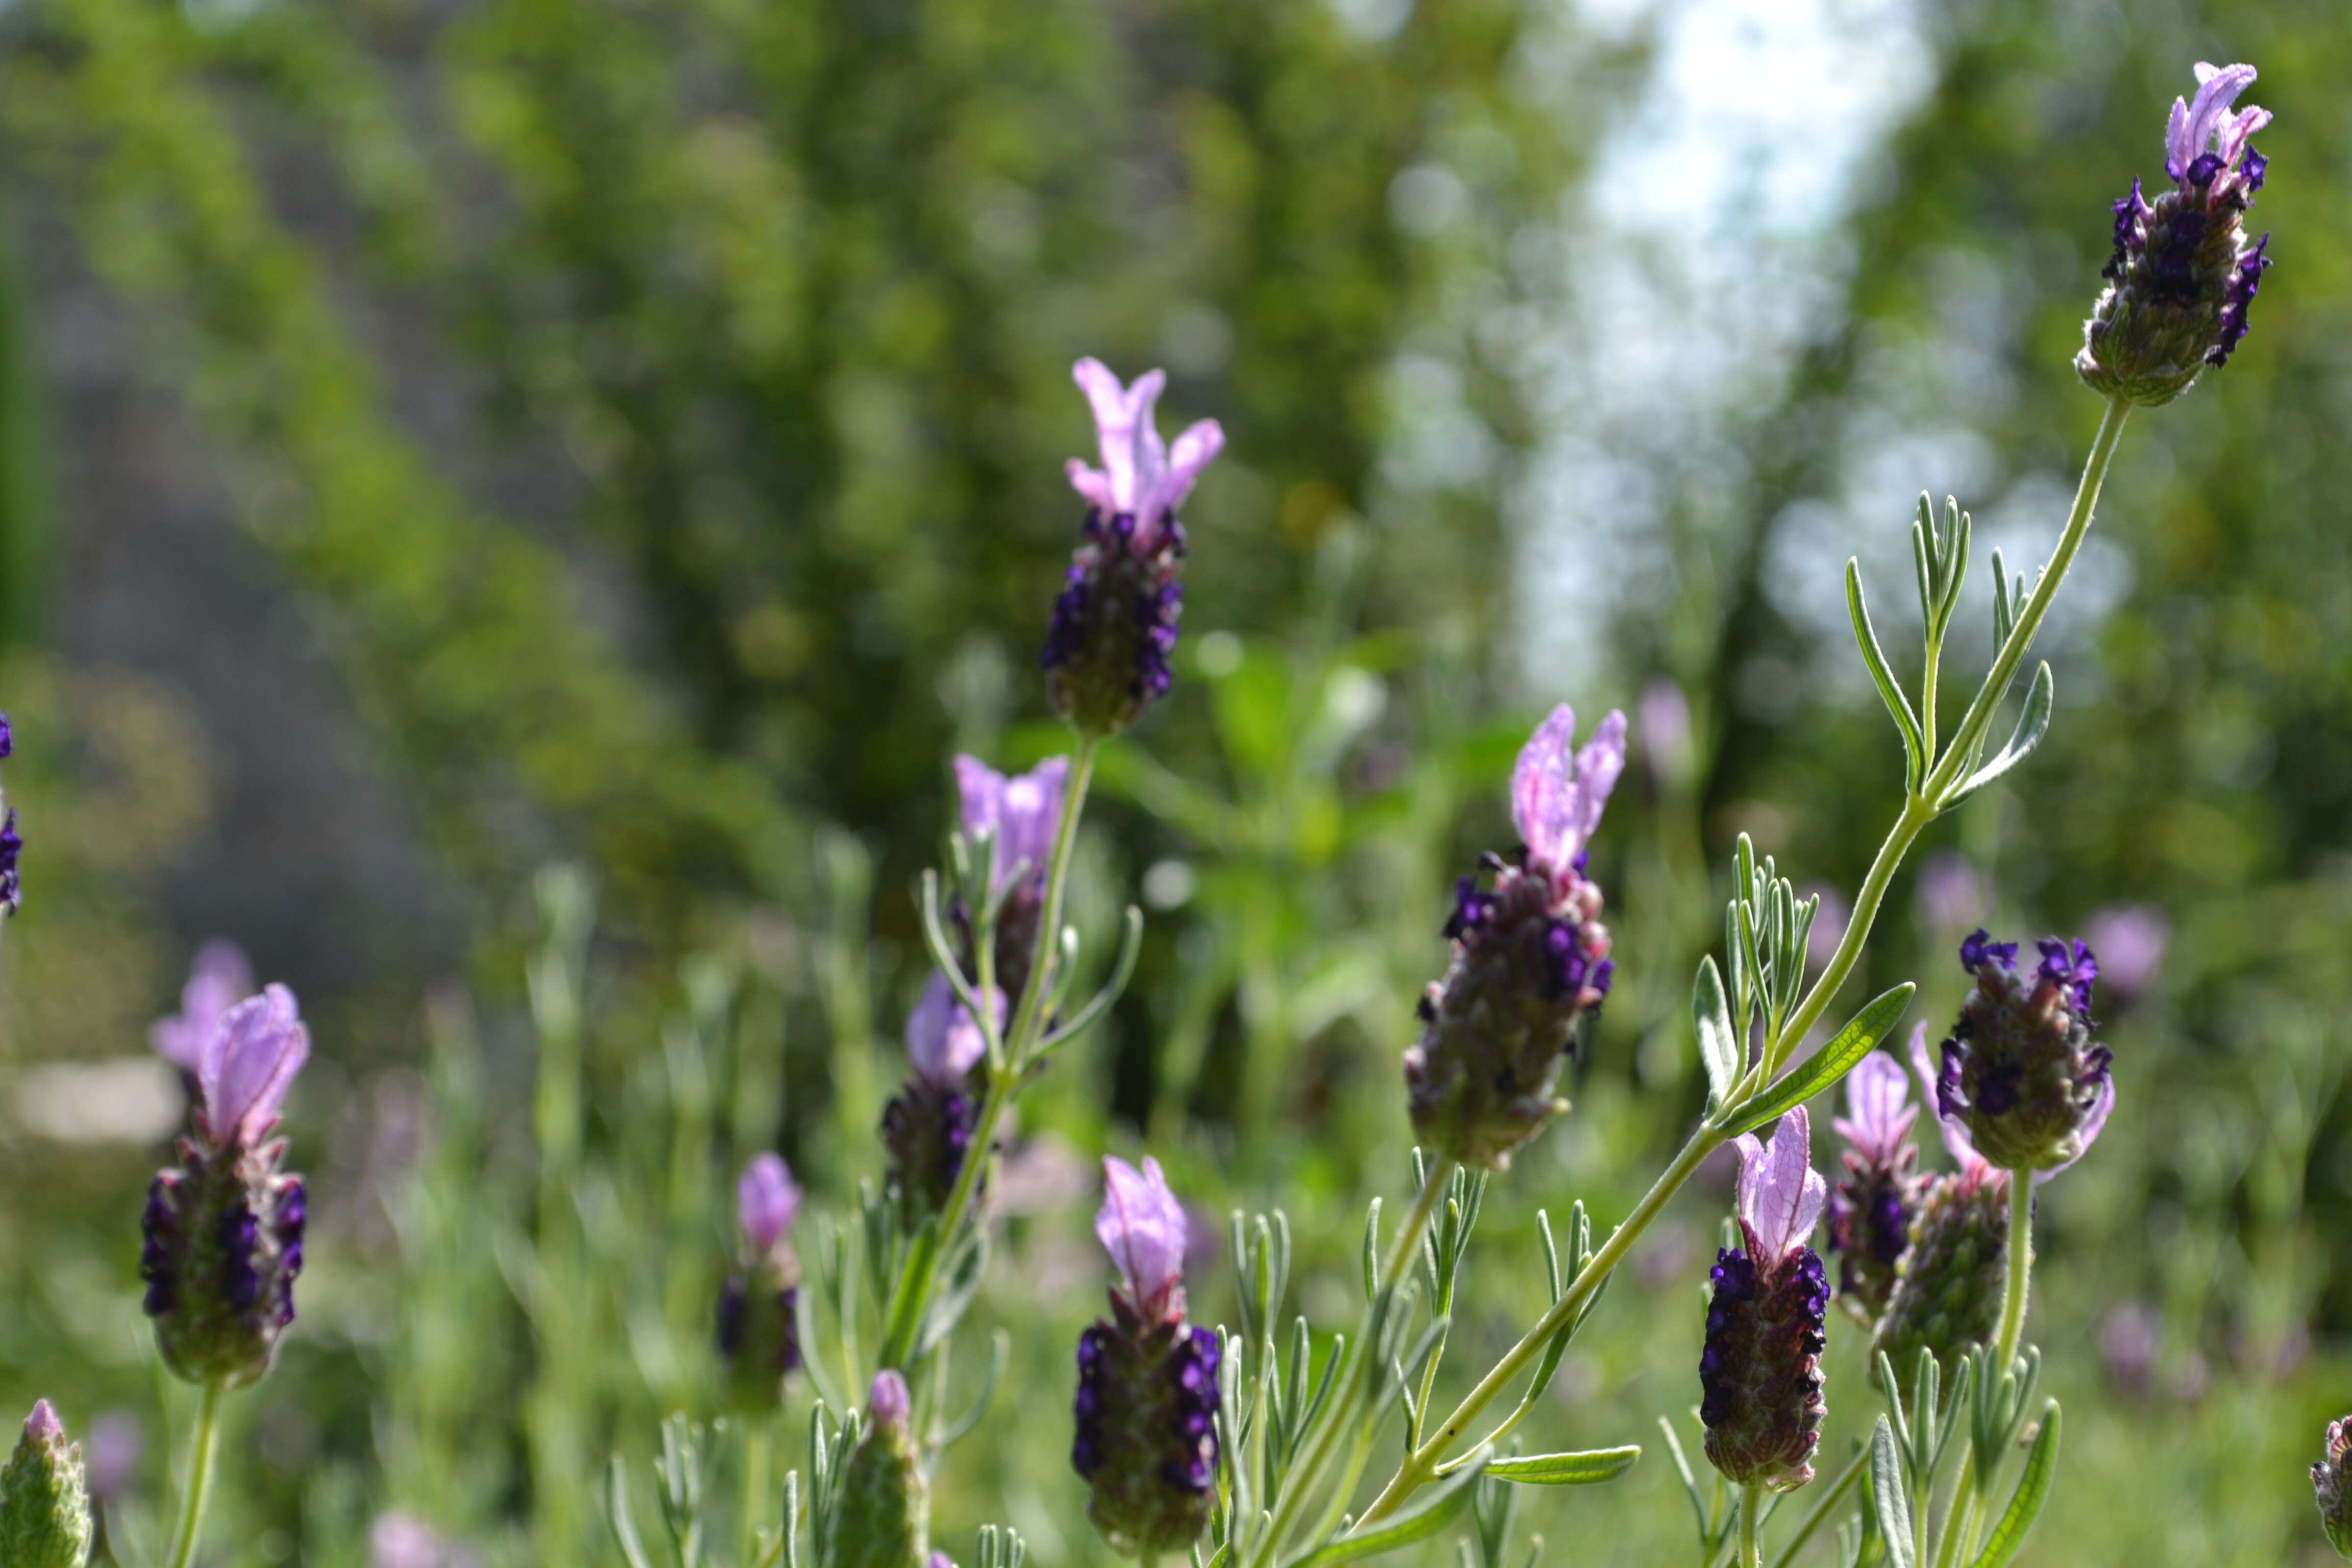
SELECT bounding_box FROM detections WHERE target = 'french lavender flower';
[1071,1156,1219,1555]
[950,753,1070,1005]
[716,1154,803,1412]
[0,1402,91,1568]
[151,943,256,1076]
[1934,929,2115,1173]
[880,976,999,1227]
[1403,705,1624,1169]
[0,709,19,918]
[2079,62,2274,405]
[1825,1051,1921,1321]
[1699,1108,1829,1493]
[830,1371,930,1568]
[2315,1416,2352,1558]
[1043,359,1223,737]
[140,984,310,1388]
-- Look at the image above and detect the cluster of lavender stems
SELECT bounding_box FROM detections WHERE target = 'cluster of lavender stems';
[8,58,2320,1568]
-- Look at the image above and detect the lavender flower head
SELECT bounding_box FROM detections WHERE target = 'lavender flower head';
[141,983,310,1388]
[2080,62,2274,404]
[1934,929,2115,1173]
[151,943,255,1076]
[1825,1051,1922,1319]
[1404,706,1625,1169]
[0,1400,90,1568]
[1700,1108,1829,1492]
[1042,360,1223,737]
[881,975,1001,1226]
[0,712,17,919]
[2316,1417,2352,1558]
[1072,1156,1220,1554]
[951,753,1068,1004]
[717,1153,803,1410]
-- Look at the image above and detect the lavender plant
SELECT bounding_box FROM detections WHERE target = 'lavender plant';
[21,51,2326,1568]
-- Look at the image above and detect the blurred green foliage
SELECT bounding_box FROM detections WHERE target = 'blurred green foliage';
[0,0,2348,1562]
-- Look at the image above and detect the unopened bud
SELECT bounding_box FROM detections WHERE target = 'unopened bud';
[829,1373,929,1568]
[0,1402,92,1568]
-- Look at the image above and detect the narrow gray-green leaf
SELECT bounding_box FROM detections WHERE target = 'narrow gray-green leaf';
[1947,662,2053,806]
[1290,1450,1489,1565]
[1848,561,1924,792]
[1693,957,1740,1116]
[1485,1446,1640,1486]
[1869,1419,1914,1568]
[1724,985,1915,1136]
[1967,1403,2060,1568]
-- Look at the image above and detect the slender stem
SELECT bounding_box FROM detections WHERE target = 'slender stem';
[1769,797,1931,1072]
[740,1418,770,1568]
[1993,1171,2034,1373]
[1356,1123,1725,1527]
[1765,1443,1867,1568]
[164,1380,225,1568]
[1924,397,2131,802]
[877,738,1098,1370]
[1386,1159,1452,1288]
[1738,1484,1763,1568]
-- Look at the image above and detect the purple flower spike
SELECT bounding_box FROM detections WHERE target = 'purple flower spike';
[1096,1156,1188,1315]
[737,1154,801,1256]
[197,984,308,1153]
[904,973,999,1087]
[1833,1051,1918,1167]
[953,754,1070,900]
[1732,1108,1827,1264]
[152,942,256,1074]
[1065,360,1225,554]
[1511,706,1628,886]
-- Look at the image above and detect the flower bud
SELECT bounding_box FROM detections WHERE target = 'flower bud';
[0,1403,91,1568]
[881,976,1000,1227]
[1072,1158,1218,1554]
[2078,63,2273,405]
[950,755,1069,1006]
[1935,932,2113,1173]
[141,985,310,1388]
[1405,707,1623,1169]
[1870,1166,2009,1378]
[1825,1052,1921,1319]
[716,1155,802,1413]
[829,1373,929,1568]
[1700,1111,1828,1492]
[1044,360,1222,737]
[2315,1417,2352,1558]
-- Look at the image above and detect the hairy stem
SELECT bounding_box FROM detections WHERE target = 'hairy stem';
[1994,1171,2035,1374]
[1766,1443,1866,1568]
[1738,1483,1763,1568]
[164,1380,225,1568]
[877,738,1098,1370]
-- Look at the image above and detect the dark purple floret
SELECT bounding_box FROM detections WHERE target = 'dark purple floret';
[0,713,12,758]
[2209,233,2271,366]
[0,807,20,916]
[140,1174,178,1315]
[1071,1301,1219,1549]
[881,1075,985,1227]
[1957,929,2017,973]
[1042,509,1190,737]
[1699,1244,1827,1491]
[2036,938,2099,1012]
[2242,146,2267,194]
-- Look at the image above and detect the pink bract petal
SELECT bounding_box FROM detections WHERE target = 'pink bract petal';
[198,984,309,1150]
[151,941,254,1073]
[1734,1106,1826,1261]
[1833,1050,1917,1164]
[737,1153,801,1255]
[904,972,999,1085]
[1095,1155,1187,1306]
[1510,705,1627,877]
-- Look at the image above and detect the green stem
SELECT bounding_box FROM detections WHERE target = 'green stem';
[740,1418,770,1568]
[1769,797,1932,1072]
[1738,1483,1763,1568]
[1923,397,2131,802]
[1994,1171,2034,1373]
[1386,1159,1452,1288]
[877,737,1098,1370]
[1765,1443,1867,1568]
[1356,1123,1724,1527]
[164,1380,225,1568]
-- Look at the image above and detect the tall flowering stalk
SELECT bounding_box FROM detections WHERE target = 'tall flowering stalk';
[140,973,310,1568]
